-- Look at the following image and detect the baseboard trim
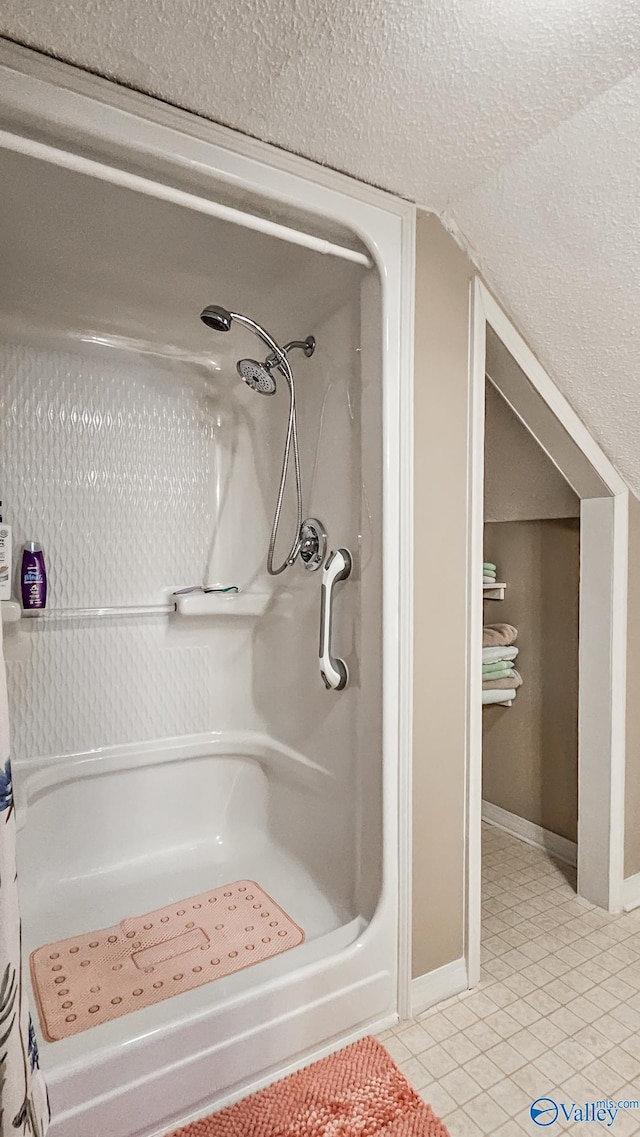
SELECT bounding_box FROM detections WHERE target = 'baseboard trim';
[482,800,577,867]
[411,957,468,1017]
[622,873,640,912]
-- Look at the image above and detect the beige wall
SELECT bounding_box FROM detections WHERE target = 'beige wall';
[485,383,579,522]
[483,519,580,843]
[412,212,474,978]
[413,211,640,984]
[625,493,640,876]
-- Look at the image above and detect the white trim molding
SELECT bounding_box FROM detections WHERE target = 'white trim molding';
[467,278,628,990]
[395,207,416,1021]
[622,874,640,913]
[482,801,577,867]
[465,277,488,989]
[411,958,468,1017]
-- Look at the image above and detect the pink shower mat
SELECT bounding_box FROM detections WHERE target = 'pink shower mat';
[30,880,305,1041]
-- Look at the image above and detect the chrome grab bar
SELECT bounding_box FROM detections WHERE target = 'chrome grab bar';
[319,548,352,690]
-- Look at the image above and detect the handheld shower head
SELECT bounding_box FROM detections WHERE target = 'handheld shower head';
[237,358,277,396]
[200,305,233,332]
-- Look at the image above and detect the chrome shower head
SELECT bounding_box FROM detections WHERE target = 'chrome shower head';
[237,358,277,395]
[200,304,233,332]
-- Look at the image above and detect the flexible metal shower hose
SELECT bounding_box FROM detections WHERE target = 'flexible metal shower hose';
[266,350,303,575]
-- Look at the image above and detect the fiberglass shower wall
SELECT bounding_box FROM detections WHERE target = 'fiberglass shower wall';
[0,145,383,932]
[249,277,384,923]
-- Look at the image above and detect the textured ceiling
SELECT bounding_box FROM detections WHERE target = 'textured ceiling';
[1,2,640,488]
[1,0,639,209]
[445,67,640,496]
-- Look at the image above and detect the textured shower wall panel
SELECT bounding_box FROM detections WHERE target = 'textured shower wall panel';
[0,336,268,759]
[6,620,258,758]
[251,300,362,769]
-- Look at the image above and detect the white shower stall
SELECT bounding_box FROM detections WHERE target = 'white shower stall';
[0,44,414,1137]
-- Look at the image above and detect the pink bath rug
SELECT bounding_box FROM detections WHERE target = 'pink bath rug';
[30,880,304,1041]
[167,1036,450,1136]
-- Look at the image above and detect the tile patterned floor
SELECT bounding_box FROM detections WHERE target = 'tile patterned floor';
[379,824,640,1135]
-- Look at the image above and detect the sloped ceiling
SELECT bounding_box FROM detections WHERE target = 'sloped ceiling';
[1,2,640,488]
[444,68,640,496]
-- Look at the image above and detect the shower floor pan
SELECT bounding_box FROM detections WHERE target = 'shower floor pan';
[14,732,379,1137]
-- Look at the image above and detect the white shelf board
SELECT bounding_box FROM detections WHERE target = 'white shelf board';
[482,582,506,600]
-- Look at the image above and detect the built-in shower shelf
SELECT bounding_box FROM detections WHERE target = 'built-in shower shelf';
[2,594,273,623]
[1,600,21,624]
[174,591,270,617]
[0,590,277,639]
[15,604,175,622]
[483,582,506,600]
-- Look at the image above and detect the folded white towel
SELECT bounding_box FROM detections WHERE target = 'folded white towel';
[482,688,516,705]
[482,645,519,663]
[483,576,497,584]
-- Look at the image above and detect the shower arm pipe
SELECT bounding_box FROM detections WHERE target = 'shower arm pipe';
[0,130,372,269]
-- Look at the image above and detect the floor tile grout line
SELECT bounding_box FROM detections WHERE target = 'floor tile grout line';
[379,825,640,1135]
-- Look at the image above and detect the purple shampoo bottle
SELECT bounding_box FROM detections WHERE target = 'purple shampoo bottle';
[21,542,47,609]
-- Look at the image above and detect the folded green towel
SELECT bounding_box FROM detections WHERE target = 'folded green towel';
[483,562,496,572]
[482,663,516,679]
[483,658,513,672]
[483,669,523,691]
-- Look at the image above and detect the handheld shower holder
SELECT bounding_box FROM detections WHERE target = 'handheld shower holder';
[265,336,316,370]
[298,518,327,572]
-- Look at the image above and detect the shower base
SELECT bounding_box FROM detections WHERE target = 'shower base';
[22,813,364,1128]
[22,815,352,1054]
[14,731,387,1137]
